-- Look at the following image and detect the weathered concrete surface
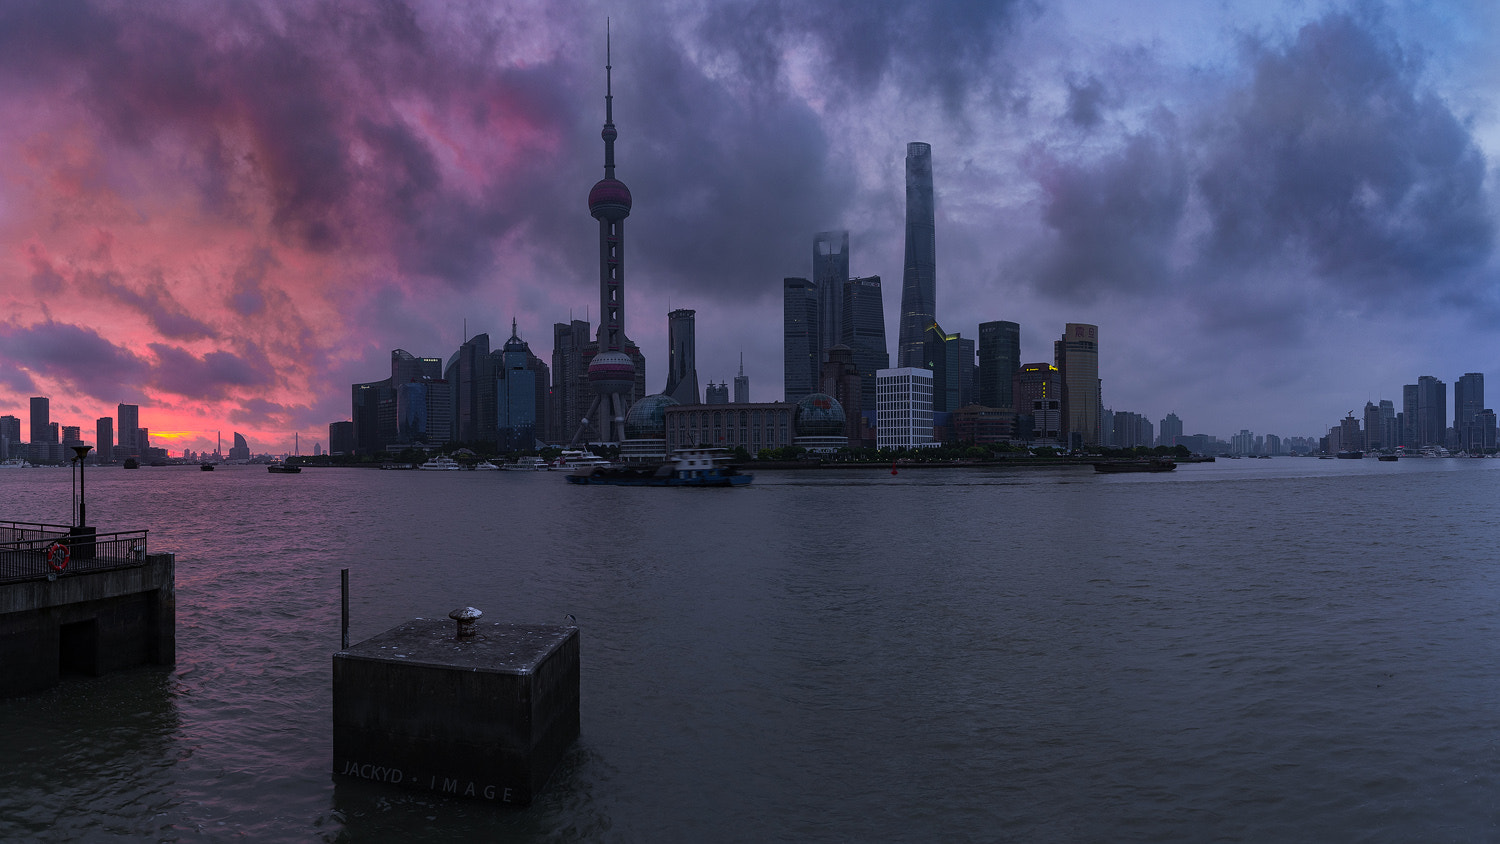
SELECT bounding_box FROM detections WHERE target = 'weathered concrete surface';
[332,619,580,804]
[0,552,176,697]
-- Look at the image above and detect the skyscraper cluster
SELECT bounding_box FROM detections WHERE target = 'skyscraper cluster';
[0,400,153,464]
[782,141,1109,450]
[1327,372,1495,454]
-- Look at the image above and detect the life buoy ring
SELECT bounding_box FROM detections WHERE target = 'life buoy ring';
[46,542,70,572]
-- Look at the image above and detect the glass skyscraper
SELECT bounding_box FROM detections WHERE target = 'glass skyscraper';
[977,321,1020,410]
[783,277,818,402]
[664,309,700,405]
[841,275,888,412]
[897,142,935,369]
[813,230,849,362]
[1055,323,1101,449]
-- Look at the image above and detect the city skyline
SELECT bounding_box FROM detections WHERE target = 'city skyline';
[0,2,1497,454]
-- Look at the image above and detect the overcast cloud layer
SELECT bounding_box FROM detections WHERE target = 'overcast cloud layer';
[0,0,1496,453]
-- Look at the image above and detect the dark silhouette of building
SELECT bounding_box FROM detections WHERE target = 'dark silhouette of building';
[116,403,139,458]
[664,309,700,405]
[95,417,113,463]
[551,319,591,444]
[924,323,972,413]
[841,275,887,412]
[978,321,1020,411]
[1456,372,1484,451]
[783,277,818,402]
[228,432,250,461]
[820,345,862,443]
[29,397,50,447]
[329,420,354,456]
[705,382,729,404]
[814,230,849,361]
[734,354,750,403]
[577,29,639,445]
[897,142,936,369]
[1055,324,1100,448]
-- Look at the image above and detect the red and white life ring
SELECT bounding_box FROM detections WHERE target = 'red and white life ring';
[46,542,70,572]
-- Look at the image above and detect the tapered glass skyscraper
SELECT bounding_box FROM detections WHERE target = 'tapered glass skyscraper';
[897,142,935,369]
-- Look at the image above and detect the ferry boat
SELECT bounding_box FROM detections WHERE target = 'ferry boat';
[503,456,551,471]
[0,458,32,469]
[418,456,462,471]
[554,449,612,470]
[267,461,301,474]
[472,460,501,471]
[566,449,751,487]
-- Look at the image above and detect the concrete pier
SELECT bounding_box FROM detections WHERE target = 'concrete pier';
[332,615,580,804]
[0,551,176,697]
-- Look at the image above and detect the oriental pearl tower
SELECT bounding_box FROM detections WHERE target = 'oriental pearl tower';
[577,25,635,445]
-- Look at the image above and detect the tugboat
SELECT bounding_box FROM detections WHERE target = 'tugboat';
[566,449,751,487]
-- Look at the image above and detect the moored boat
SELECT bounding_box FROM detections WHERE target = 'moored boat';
[1092,458,1177,473]
[418,456,462,471]
[267,462,301,473]
[566,448,751,487]
[554,449,612,470]
[503,456,551,471]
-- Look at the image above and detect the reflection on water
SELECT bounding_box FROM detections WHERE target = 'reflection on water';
[0,459,1499,840]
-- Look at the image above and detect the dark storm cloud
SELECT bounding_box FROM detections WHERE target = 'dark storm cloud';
[1029,115,1188,301]
[0,320,149,400]
[230,397,295,428]
[1065,75,1107,130]
[147,343,276,401]
[693,0,1028,113]
[1197,12,1492,296]
[78,270,216,341]
[0,0,576,290]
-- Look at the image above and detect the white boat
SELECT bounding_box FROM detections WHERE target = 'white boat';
[418,456,463,471]
[554,449,611,470]
[472,460,501,471]
[503,456,551,471]
[0,458,31,469]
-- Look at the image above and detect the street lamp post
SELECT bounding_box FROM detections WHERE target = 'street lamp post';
[70,445,95,561]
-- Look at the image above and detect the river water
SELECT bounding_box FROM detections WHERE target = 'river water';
[1,458,1498,842]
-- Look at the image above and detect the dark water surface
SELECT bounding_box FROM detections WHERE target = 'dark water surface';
[2,458,1499,841]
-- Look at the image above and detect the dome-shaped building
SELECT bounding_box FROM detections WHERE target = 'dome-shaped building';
[619,394,680,463]
[794,393,848,453]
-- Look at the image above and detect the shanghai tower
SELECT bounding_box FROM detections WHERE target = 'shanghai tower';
[897,142,935,369]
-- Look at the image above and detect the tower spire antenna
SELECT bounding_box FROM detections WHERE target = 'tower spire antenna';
[603,18,616,179]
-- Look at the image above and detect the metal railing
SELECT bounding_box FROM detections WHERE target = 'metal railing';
[0,524,150,584]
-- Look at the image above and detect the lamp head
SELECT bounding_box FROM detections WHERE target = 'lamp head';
[71,445,93,461]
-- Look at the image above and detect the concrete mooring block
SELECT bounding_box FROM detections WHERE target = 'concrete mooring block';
[332,614,580,804]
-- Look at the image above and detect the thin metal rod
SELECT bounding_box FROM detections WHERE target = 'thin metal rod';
[341,568,350,650]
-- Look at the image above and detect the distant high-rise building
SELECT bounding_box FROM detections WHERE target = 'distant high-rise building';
[1401,383,1418,449]
[497,320,542,451]
[228,432,250,461]
[1159,412,1183,447]
[783,277,818,402]
[877,367,935,449]
[897,142,936,369]
[841,275,887,411]
[664,309,701,405]
[551,319,591,444]
[1456,372,1484,452]
[924,323,971,413]
[329,420,354,456]
[814,230,850,361]
[705,382,729,404]
[95,417,113,463]
[0,415,19,456]
[116,403,139,457]
[734,354,750,404]
[29,397,50,446]
[978,321,1020,410]
[820,345,862,442]
[1055,323,1101,449]
[1377,399,1396,451]
[1413,376,1446,448]
[1014,363,1059,441]
[1363,401,1384,451]
[61,425,81,444]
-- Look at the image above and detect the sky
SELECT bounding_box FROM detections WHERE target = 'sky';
[1,0,1497,454]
